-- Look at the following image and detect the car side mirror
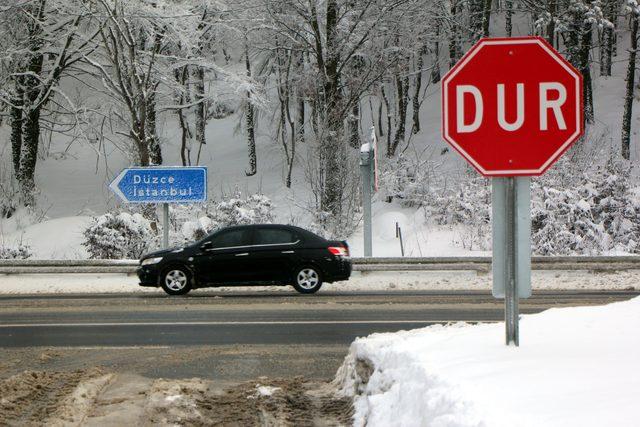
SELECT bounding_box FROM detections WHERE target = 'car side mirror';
[200,241,213,251]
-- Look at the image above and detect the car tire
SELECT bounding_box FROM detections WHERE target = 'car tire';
[292,266,323,294]
[161,266,192,296]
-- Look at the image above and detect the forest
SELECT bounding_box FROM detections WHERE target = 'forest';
[1,0,640,257]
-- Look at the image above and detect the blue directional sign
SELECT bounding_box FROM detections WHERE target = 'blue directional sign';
[109,166,207,204]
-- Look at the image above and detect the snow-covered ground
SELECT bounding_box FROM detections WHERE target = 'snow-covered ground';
[1,269,637,294]
[335,297,640,427]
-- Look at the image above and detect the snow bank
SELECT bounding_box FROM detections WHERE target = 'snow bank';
[336,297,640,427]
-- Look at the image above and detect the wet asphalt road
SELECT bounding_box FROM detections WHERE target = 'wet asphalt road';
[1,289,637,347]
[0,290,637,379]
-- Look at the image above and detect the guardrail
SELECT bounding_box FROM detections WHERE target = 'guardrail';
[1,256,640,274]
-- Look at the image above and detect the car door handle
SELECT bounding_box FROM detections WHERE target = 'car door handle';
[235,253,249,257]
[281,250,295,254]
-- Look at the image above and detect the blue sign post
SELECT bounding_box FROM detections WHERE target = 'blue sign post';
[109,166,208,248]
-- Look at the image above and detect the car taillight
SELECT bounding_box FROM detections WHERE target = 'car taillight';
[328,246,349,257]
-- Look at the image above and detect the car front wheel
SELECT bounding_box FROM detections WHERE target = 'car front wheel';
[161,267,192,296]
[292,267,323,294]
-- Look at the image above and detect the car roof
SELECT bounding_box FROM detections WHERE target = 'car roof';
[216,224,325,241]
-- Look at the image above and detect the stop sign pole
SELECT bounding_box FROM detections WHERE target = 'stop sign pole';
[442,37,584,346]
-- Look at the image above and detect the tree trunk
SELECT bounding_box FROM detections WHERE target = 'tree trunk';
[17,1,45,206]
[296,52,305,145]
[177,107,190,166]
[297,97,305,144]
[311,98,319,137]
[381,85,391,154]
[600,0,616,77]
[320,0,345,216]
[413,45,426,134]
[431,23,441,83]
[580,22,595,124]
[377,97,384,136]
[622,12,638,160]
[174,66,191,166]
[348,100,360,148]
[19,108,41,206]
[546,0,557,46]
[133,120,151,166]
[146,91,162,165]
[482,0,492,37]
[193,66,206,165]
[469,0,484,41]
[389,75,409,157]
[505,0,513,37]
[245,42,257,176]
[448,0,462,68]
[10,85,23,176]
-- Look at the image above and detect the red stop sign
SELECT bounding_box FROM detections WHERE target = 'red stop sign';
[442,37,584,177]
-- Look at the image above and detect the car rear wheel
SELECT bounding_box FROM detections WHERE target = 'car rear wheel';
[161,267,192,296]
[292,267,323,294]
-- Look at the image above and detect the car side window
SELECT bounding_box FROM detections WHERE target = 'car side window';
[209,229,252,249]
[254,228,298,245]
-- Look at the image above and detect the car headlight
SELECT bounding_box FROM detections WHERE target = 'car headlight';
[141,257,163,266]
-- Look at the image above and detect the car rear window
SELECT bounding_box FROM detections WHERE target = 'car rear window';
[254,228,298,245]
[209,229,252,248]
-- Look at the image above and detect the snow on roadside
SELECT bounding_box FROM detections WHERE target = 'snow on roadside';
[0,269,637,294]
[335,297,640,427]
[1,216,92,259]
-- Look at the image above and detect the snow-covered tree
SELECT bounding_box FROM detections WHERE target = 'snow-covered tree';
[0,0,97,205]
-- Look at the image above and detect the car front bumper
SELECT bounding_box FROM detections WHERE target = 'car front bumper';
[137,265,160,287]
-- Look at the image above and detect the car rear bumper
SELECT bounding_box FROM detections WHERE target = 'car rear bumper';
[325,258,352,282]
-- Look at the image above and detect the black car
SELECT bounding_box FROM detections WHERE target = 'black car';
[137,224,351,295]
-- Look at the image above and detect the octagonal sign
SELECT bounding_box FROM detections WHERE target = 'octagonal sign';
[442,37,584,176]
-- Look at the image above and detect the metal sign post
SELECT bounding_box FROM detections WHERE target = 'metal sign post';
[162,203,169,249]
[492,177,531,346]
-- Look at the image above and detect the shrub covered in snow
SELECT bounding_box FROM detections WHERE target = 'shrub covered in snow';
[0,182,18,219]
[180,191,275,242]
[532,161,640,255]
[424,175,492,250]
[531,185,605,255]
[82,192,275,258]
[211,192,274,227]
[380,154,440,208]
[82,212,154,259]
[0,243,32,259]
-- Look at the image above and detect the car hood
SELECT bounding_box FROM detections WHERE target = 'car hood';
[141,246,187,259]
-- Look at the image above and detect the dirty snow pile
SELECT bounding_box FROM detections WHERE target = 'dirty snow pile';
[336,297,640,427]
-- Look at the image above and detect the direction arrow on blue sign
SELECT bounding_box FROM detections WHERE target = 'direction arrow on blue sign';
[109,166,207,204]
